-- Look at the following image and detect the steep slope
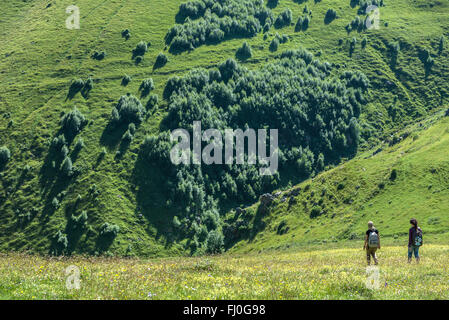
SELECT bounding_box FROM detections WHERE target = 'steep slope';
[0,0,448,256]
[228,109,449,253]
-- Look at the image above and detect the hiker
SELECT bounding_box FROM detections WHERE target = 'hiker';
[408,218,423,263]
[364,221,380,265]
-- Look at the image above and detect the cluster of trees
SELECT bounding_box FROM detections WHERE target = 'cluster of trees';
[132,41,150,63]
[356,0,384,15]
[269,33,288,52]
[345,15,368,33]
[295,14,310,32]
[44,108,88,181]
[165,0,273,53]
[60,107,88,141]
[274,8,292,29]
[139,78,155,98]
[67,77,94,99]
[141,47,369,254]
[295,5,312,32]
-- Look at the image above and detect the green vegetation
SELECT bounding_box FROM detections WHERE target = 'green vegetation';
[165,0,273,53]
[229,113,449,253]
[0,0,448,259]
[235,42,252,60]
[1,244,448,299]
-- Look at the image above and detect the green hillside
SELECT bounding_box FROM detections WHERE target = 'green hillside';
[228,110,449,253]
[0,0,448,257]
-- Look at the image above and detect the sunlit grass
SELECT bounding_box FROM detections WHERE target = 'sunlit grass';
[1,244,448,300]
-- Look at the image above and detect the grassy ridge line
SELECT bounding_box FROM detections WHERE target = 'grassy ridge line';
[1,244,448,299]
[228,110,449,254]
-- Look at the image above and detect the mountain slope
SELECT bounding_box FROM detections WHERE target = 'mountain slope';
[228,109,449,253]
[0,0,448,256]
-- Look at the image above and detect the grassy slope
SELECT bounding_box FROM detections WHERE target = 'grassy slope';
[0,0,448,256]
[230,110,449,254]
[1,244,448,299]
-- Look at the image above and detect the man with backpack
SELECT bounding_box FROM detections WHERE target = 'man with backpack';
[364,221,380,265]
[408,218,423,263]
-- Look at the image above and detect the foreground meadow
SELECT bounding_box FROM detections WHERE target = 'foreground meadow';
[1,244,448,300]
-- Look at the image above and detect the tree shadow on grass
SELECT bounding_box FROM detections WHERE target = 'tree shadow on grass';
[131,148,177,249]
[95,234,117,253]
[99,122,128,149]
[65,220,86,255]
[40,172,74,221]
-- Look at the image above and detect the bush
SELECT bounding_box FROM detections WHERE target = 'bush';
[139,78,155,97]
[269,37,279,52]
[295,17,303,32]
[121,75,131,86]
[134,41,148,57]
[70,211,88,230]
[111,94,145,125]
[390,168,397,181]
[51,134,66,151]
[350,37,357,55]
[100,223,120,238]
[208,29,225,43]
[236,42,252,60]
[274,8,292,29]
[146,94,159,110]
[205,230,224,254]
[310,206,322,218]
[121,29,130,40]
[324,9,337,24]
[0,146,11,167]
[172,216,181,228]
[60,107,87,139]
[302,15,310,30]
[154,53,168,69]
[70,79,84,91]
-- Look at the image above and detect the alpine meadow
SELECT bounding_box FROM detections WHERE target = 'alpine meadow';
[0,0,448,300]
